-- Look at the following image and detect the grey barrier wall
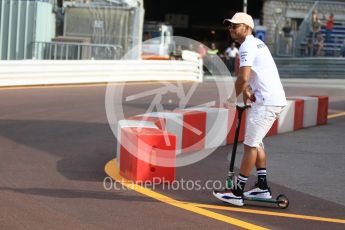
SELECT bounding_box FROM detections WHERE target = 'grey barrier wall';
[63,0,144,60]
[0,0,144,60]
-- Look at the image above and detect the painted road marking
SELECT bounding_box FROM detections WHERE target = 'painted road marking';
[105,159,345,227]
[105,159,267,230]
[188,203,345,224]
[328,112,345,119]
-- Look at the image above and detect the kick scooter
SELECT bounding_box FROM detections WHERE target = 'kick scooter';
[215,104,289,209]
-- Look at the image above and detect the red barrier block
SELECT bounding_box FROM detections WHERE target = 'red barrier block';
[293,100,304,131]
[287,98,304,130]
[175,110,206,153]
[266,120,278,137]
[120,127,176,183]
[227,109,246,144]
[313,96,329,125]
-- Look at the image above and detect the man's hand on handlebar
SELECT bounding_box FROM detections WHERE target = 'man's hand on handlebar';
[243,87,256,105]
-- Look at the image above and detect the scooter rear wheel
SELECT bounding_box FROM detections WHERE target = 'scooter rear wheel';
[276,194,289,209]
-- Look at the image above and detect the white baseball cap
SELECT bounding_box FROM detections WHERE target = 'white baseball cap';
[223,12,254,29]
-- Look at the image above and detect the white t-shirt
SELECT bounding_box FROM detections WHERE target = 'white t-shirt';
[239,35,287,106]
[225,47,239,58]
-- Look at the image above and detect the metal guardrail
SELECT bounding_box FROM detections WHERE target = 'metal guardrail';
[275,57,345,78]
[32,41,123,60]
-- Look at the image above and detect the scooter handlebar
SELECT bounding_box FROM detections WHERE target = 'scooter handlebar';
[236,103,251,112]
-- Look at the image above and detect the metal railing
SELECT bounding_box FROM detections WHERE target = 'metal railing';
[32,41,123,60]
[277,34,296,57]
[203,55,232,77]
[294,1,318,56]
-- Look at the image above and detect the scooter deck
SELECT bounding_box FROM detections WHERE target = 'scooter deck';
[244,194,289,208]
[244,196,278,204]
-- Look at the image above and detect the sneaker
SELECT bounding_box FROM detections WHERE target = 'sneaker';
[243,185,272,199]
[213,189,244,206]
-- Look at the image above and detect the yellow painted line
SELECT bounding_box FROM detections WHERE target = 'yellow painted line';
[328,112,345,119]
[105,159,267,230]
[189,203,345,224]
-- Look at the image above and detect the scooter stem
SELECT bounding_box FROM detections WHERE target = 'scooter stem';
[229,107,244,173]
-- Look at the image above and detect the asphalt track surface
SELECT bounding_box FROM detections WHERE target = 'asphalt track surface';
[0,79,344,229]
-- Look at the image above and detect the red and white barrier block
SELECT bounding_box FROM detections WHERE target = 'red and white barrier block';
[137,112,184,154]
[287,96,328,128]
[116,96,328,183]
[120,126,176,183]
[143,107,237,152]
[276,96,328,134]
[227,107,247,143]
[182,107,235,148]
[289,96,318,128]
[277,99,302,133]
[116,120,160,169]
[314,96,328,125]
[137,111,204,153]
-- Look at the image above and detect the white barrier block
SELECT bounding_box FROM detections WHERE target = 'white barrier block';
[278,100,295,133]
[289,96,318,128]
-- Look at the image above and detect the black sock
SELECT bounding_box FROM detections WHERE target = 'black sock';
[233,174,247,196]
[257,168,268,189]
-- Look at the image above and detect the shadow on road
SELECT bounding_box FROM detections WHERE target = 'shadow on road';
[0,186,156,202]
[0,119,117,182]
